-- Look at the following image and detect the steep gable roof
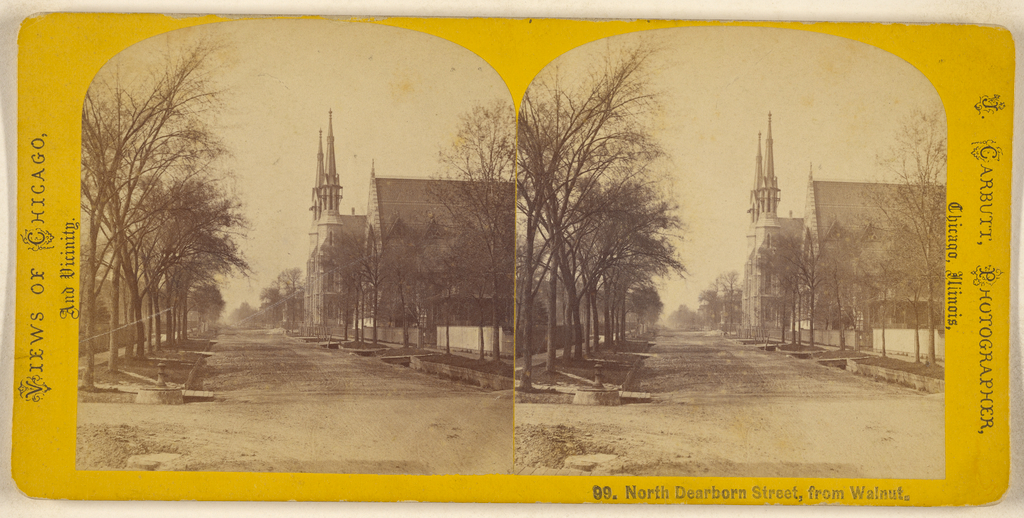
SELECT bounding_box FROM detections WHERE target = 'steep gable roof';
[810,181,899,244]
[372,177,462,235]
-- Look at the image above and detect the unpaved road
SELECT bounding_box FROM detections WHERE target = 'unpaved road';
[515,331,944,478]
[78,330,512,474]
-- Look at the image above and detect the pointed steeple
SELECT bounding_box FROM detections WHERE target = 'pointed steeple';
[316,129,325,186]
[755,131,764,189]
[367,159,381,239]
[326,109,338,186]
[764,112,775,184]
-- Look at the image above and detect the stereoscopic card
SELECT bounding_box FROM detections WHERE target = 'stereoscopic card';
[11,15,1013,506]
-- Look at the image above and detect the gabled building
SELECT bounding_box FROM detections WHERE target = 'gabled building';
[739,113,944,359]
[301,110,513,354]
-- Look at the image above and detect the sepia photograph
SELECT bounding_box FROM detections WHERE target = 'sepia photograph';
[513,27,946,480]
[75,19,515,475]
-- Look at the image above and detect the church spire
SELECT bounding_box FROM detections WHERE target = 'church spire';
[750,131,764,223]
[755,131,764,189]
[326,109,338,186]
[316,129,325,186]
[751,113,780,222]
[764,112,775,184]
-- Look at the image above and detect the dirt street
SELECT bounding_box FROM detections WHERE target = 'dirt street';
[515,331,944,478]
[77,330,512,474]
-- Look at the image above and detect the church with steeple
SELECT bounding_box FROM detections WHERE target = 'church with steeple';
[738,112,943,358]
[298,109,513,352]
[304,110,365,335]
[742,113,804,333]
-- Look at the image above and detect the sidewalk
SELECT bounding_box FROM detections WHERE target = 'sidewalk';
[731,335,945,366]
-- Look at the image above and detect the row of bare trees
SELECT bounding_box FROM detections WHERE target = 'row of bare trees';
[435,102,516,360]
[516,44,684,389]
[242,268,304,330]
[80,42,248,388]
[698,272,742,332]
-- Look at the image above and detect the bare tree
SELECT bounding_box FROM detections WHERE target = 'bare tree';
[716,271,741,334]
[437,101,516,361]
[796,228,826,346]
[698,287,721,330]
[759,232,803,343]
[875,108,946,363]
[81,40,232,380]
[518,42,680,375]
[818,224,863,350]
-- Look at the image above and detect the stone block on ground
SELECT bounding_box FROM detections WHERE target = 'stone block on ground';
[564,453,618,471]
[573,388,621,406]
[135,388,184,405]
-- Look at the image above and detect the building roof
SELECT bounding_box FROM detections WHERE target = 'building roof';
[810,181,897,244]
[778,216,805,240]
[372,177,463,235]
[370,176,514,236]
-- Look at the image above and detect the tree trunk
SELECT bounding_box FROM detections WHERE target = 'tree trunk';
[880,298,887,357]
[808,290,815,347]
[583,292,591,356]
[107,253,121,373]
[478,319,485,361]
[913,296,921,363]
[604,284,613,349]
[520,308,533,390]
[836,282,845,351]
[619,295,627,343]
[571,298,583,361]
[81,211,103,389]
[927,283,937,364]
[445,306,451,355]
[182,291,189,342]
[154,288,162,352]
[132,283,145,358]
[146,291,154,354]
[371,286,379,345]
[167,291,175,347]
[491,273,501,361]
[546,262,558,373]
[355,287,361,343]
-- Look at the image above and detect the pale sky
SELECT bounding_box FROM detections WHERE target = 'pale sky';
[534,26,945,318]
[98,19,514,312]
[96,22,944,320]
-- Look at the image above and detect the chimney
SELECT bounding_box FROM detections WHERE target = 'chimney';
[789,210,793,218]
[351,207,355,216]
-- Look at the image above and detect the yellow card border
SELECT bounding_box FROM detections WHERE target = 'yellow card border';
[12,14,1014,504]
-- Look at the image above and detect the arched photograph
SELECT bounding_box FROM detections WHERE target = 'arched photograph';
[514,26,946,480]
[76,19,515,475]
